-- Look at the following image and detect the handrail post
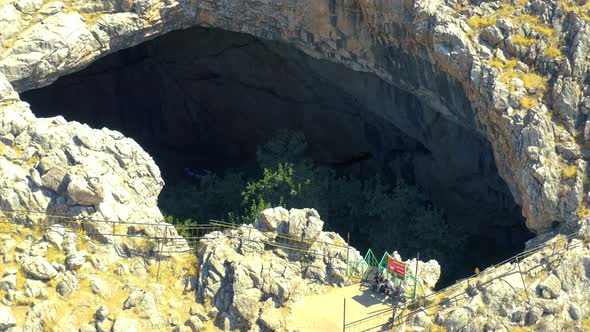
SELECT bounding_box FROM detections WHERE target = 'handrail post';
[342,298,346,332]
[156,224,168,283]
[516,257,530,304]
[346,232,350,276]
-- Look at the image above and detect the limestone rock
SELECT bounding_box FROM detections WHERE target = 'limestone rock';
[44,225,65,250]
[185,315,204,332]
[21,256,58,280]
[444,308,472,332]
[526,306,543,325]
[95,305,109,322]
[537,274,562,299]
[66,175,104,206]
[254,207,288,232]
[79,324,97,332]
[29,242,47,257]
[89,277,111,298]
[0,270,16,291]
[408,310,432,330]
[66,251,88,270]
[56,271,78,297]
[25,279,48,299]
[0,306,16,330]
[112,318,140,332]
[258,300,285,331]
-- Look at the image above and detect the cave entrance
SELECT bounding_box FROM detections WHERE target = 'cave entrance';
[19,26,533,287]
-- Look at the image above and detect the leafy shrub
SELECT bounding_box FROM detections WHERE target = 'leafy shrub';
[160,131,467,276]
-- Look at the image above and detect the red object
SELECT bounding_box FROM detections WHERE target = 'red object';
[387,256,406,277]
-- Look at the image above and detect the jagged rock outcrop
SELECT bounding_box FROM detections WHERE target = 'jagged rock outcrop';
[0,220,200,330]
[1,0,590,329]
[0,72,187,253]
[0,0,589,235]
[197,207,364,330]
[401,230,590,331]
[197,207,440,331]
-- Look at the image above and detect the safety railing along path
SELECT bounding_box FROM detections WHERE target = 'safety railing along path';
[0,208,368,282]
[344,229,588,331]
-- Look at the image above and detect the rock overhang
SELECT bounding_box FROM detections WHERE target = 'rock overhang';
[0,0,588,235]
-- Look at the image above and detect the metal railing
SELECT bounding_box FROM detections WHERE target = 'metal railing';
[0,208,368,282]
[343,229,587,331]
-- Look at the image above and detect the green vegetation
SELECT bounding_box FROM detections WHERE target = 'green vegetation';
[160,131,466,273]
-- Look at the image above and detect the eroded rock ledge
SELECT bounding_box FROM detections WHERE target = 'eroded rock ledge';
[1,0,590,233]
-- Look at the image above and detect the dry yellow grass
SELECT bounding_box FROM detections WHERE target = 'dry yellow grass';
[512,35,537,46]
[1,38,14,49]
[489,58,518,70]
[468,16,497,29]
[46,246,66,265]
[521,72,548,91]
[577,204,590,217]
[430,324,449,332]
[562,164,577,178]
[520,95,539,109]
[561,1,590,22]
[544,46,562,59]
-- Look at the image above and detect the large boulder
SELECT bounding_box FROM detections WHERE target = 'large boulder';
[0,306,16,330]
[198,207,363,330]
[21,256,58,280]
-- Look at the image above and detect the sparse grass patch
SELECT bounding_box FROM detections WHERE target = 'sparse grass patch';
[520,95,539,109]
[0,143,5,157]
[515,14,555,37]
[544,45,562,59]
[577,203,590,218]
[489,58,518,70]
[495,5,516,17]
[46,246,66,265]
[1,38,14,49]
[561,164,577,178]
[0,221,16,233]
[468,16,496,29]
[42,313,58,332]
[429,324,449,332]
[561,1,590,22]
[521,72,548,91]
[15,269,27,291]
[512,35,537,46]
[13,295,34,306]
[132,236,157,253]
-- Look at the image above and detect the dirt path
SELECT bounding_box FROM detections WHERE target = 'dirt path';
[286,284,395,332]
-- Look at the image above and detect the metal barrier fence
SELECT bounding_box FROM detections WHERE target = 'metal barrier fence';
[0,208,368,282]
[344,229,587,331]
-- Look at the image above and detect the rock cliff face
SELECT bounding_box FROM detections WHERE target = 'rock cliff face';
[1,0,590,328]
[0,72,187,253]
[1,0,589,235]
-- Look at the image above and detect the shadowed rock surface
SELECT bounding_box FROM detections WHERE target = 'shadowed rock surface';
[20,26,531,277]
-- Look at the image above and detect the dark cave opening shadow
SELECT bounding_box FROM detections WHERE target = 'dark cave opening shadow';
[19,25,535,290]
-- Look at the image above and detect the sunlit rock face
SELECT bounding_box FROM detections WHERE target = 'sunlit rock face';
[1,0,588,234]
[20,27,531,277]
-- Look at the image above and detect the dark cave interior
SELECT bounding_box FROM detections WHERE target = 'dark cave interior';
[20,26,533,287]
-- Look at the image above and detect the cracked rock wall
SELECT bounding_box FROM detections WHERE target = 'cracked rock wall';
[1,0,590,234]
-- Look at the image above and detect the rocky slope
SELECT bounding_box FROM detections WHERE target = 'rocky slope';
[0,206,441,331]
[0,219,203,331]
[400,227,590,331]
[0,0,590,233]
[0,0,590,330]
